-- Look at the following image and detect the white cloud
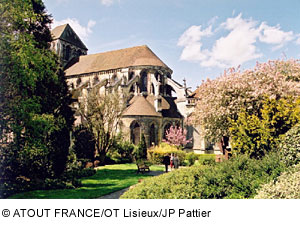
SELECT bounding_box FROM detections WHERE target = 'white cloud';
[52,18,96,41]
[178,14,296,68]
[259,22,294,49]
[100,0,114,6]
[178,25,212,61]
[209,14,261,67]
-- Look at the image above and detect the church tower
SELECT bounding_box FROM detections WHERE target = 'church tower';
[51,24,88,67]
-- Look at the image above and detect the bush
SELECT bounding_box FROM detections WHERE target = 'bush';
[72,125,96,162]
[197,154,216,165]
[185,153,198,166]
[147,143,186,165]
[133,134,147,161]
[280,124,300,167]
[108,140,135,164]
[230,97,299,159]
[255,164,300,199]
[121,152,285,199]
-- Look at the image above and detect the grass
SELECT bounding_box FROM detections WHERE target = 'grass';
[9,164,164,199]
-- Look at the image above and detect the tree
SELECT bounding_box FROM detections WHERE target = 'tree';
[163,125,192,148]
[229,97,300,158]
[78,88,125,165]
[190,60,300,143]
[133,134,147,161]
[72,125,96,162]
[0,0,74,196]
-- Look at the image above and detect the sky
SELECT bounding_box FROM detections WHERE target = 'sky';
[44,0,300,90]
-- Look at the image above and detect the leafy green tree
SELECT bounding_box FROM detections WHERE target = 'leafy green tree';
[78,89,125,165]
[229,97,300,158]
[0,0,74,196]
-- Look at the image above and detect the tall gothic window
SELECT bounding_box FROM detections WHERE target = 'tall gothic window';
[65,45,71,60]
[140,71,147,92]
[130,121,141,145]
[149,123,157,146]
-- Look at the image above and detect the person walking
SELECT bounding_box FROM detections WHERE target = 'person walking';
[173,154,179,169]
[170,153,174,170]
[162,154,170,172]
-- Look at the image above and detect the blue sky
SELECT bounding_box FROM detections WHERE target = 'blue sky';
[44,0,300,90]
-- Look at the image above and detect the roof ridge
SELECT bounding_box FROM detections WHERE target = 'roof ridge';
[84,45,149,57]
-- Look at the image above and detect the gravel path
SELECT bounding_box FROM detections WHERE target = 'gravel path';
[97,170,165,199]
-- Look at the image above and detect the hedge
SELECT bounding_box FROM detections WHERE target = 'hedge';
[121,152,284,199]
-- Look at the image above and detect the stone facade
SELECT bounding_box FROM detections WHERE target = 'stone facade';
[51,24,220,153]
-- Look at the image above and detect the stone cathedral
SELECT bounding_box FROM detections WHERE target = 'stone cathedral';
[51,24,219,153]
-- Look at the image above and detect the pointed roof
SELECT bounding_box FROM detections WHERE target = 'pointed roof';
[123,96,162,117]
[146,95,182,118]
[65,45,171,76]
[51,24,88,50]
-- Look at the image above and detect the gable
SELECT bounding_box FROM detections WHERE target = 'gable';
[52,24,87,50]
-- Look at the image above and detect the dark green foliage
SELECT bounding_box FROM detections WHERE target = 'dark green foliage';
[133,134,147,161]
[108,137,135,164]
[230,97,299,158]
[121,152,285,199]
[280,124,300,167]
[0,0,74,198]
[184,152,198,166]
[197,154,216,165]
[73,126,96,161]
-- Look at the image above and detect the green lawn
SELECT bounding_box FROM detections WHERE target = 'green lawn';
[9,164,164,199]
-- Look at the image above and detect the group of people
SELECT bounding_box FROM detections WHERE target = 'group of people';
[163,153,179,172]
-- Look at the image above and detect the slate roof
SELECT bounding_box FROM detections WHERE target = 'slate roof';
[160,97,183,118]
[123,96,162,117]
[64,45,171,76]
[51,24,88,50]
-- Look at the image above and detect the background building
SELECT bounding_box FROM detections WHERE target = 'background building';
[51,24,220,153]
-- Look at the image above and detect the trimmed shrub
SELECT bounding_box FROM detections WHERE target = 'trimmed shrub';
[280,124,300,167]
[133,134,147,161]
[255,164,300,199]
[108,140,135,164]
[121,152,285,199]
[147,143,186,165]
[197,154,216,165]
[72,125,95,162]
[185,152,198,166]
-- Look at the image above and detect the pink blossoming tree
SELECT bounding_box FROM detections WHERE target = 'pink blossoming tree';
[191,59,300,142]
[163,125,192,147]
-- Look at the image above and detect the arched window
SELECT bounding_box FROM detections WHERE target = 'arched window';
[140,71,147,92]
[130,121,141,145]
[154,72,159,81]
[65,45,71,60]
[111,74,117,83]
[76,77,81,87]
[149,123,157,146]
[93,76,99,85]
[150,83,155,95]
[128,72,134,80]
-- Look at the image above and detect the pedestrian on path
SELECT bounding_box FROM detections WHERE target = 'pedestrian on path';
[162,154,170,172]
[173,154,179,169]
[170,153,174,170]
